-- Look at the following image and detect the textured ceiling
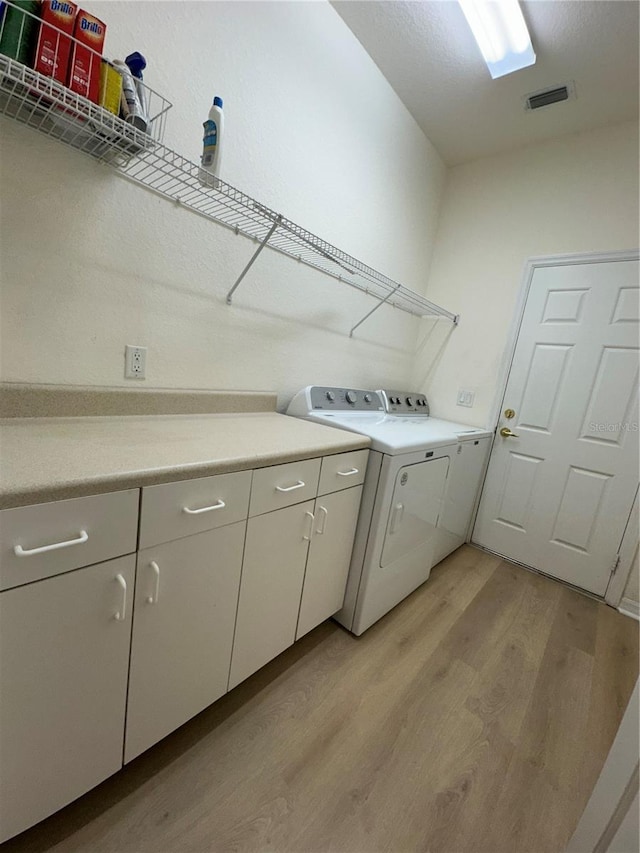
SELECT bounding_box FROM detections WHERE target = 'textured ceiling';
[332,1,639,165]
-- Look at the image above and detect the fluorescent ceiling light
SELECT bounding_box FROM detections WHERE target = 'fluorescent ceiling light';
[459,0,536,79]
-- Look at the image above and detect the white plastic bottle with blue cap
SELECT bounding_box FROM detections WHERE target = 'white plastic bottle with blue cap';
[199,96,224,189]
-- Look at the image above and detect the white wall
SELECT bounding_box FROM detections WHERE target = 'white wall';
[415,121,639,427]
[0,1,446,407]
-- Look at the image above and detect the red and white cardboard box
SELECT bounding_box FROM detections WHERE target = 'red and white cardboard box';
[67,8,105,103]
[34,0,77,84]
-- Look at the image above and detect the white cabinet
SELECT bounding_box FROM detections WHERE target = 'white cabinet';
[0,554,135,844]
[249,458,320,516]
[297,486,363,640]
[139,470,251,548]
[125,522,245,763]
[229,500,314,689]
[0,489,139,591]
[230,473,365,688]
[0,448,367,840]
[317,449,368,495]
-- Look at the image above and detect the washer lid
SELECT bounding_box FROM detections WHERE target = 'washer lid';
[303,411,467,455]
[423,417,493,442]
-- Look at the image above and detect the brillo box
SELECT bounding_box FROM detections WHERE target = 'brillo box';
[67,8,105,103]
[34,0,77,84]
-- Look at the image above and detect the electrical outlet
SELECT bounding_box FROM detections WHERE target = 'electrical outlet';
[124,345,147,380]
[457,389,475,408]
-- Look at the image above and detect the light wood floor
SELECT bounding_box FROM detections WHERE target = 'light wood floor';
[4,546,638,853]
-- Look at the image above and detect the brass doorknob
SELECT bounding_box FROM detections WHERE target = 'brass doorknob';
[500,427,519,438]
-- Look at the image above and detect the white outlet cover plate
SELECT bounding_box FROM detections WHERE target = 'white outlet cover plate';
[125,345,147,380]
[457,389,475,407]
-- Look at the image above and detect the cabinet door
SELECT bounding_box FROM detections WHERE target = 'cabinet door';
[297,486,363,640]
[125,522,245,763]
[228,501,313,690]
[0,555,134,844]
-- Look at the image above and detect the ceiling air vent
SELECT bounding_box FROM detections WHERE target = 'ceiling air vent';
[525,82,576,111]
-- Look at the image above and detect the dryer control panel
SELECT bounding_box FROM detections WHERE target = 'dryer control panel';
[307,386,384,411]
[379,390,430,416]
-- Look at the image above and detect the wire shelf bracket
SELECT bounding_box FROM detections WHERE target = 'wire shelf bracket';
[350,285,402,337]
[226,214,282,304]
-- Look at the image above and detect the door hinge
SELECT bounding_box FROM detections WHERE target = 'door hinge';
[610,554,621,575]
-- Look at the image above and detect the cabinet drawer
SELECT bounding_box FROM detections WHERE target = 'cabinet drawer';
[318,449,369,496]
[139,471,251,548]
[249,458,321,517]
[0,490,139,591]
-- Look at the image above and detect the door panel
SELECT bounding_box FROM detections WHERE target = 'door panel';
[550,467,610,552]
[611,286,639,323]
[518,344,572,431]
[474,258,639,595]
[495,452,542,531]
[580,347,638,443]
[541,288,588,323]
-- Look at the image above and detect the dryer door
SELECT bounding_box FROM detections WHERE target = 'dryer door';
[380,456,449,568]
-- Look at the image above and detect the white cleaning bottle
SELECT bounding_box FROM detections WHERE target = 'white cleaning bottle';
[113,59,147,132]
[198,96,224,188]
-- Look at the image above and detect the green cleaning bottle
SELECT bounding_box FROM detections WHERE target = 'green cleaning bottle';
[0,0,39,65]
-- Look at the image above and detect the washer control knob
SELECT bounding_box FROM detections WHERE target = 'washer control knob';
[406,396,414,407]
[326,391,335,402]
[364,393,372,403]
[346,391,357,404]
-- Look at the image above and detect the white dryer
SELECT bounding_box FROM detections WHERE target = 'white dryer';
[377,390,492,566]
[286,386,491,635]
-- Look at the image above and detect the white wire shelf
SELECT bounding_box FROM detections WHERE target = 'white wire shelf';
[0,53,171,164]
[0,50,459,333]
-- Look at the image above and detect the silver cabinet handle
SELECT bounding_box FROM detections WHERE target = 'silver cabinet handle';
[337,468,359,477]
[183,499,226,515]
[146,561,160,605]
[14,529,88,557]
[114,573,127,622]
[316,505,328,535]
[303,511,315,541]
[276,480,305,493]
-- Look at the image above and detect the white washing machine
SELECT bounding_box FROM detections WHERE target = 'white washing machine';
[287,386,491,635]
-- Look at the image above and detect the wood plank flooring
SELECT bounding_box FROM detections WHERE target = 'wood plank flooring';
[4,546,638,853]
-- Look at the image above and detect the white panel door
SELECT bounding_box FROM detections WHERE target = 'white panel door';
[474,259,639,595]
[296,486,363,640]
[0,555,134,844]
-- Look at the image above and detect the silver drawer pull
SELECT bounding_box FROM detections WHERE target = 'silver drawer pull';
[14,529,89,557]
[183,499,226,515]
[337,468,359,477]
[275,480,305,493]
